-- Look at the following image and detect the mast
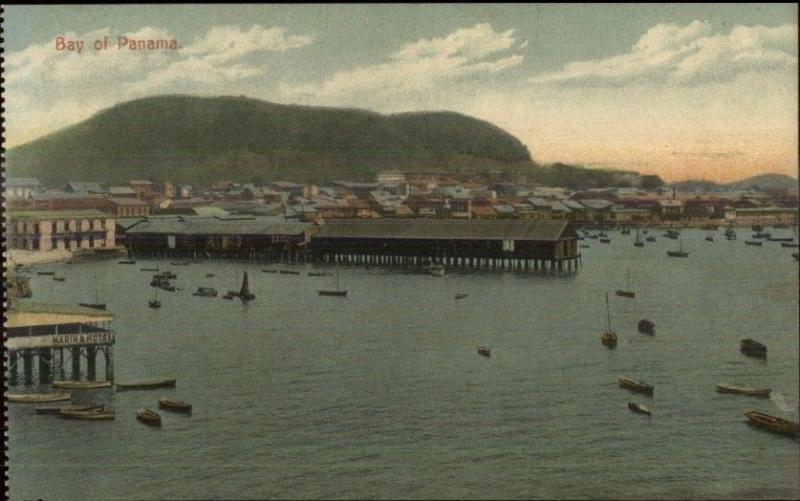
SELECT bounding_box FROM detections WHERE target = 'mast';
[605,292,611,332]
[336,269,340,291]
[627,269,631,291]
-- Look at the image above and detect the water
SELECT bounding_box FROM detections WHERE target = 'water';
[7,229,800,499]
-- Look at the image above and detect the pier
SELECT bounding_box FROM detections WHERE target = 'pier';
[5,302,115,385]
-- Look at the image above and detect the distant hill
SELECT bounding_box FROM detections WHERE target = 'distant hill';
[5,95,533,186]
[528,163,642,190]
[671,174,798,193]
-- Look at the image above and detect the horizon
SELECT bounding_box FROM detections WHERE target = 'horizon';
[3,4,798,183]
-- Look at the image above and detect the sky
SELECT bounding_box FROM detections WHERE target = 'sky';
[3,4,798,183]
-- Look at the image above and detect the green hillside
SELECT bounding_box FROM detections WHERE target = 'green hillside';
[5,95,533,186]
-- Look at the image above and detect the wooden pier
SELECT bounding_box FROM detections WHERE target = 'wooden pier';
[5,302,115,386]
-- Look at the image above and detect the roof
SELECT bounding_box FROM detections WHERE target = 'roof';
[6,301,114,328]
[125,215,311,236]
[314,219,573,241]
[66,182,104,193]
[129,180,154,185]
[580,199,614,210]
[108,186,137,195]
[8,210,110,221]
[108,197,148,206]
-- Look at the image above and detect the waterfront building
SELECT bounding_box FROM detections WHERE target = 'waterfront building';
[108,197,151,217]
[7,210,116,251]
[107,186,138,198]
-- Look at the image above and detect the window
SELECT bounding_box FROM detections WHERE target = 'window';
[502,240,515,252]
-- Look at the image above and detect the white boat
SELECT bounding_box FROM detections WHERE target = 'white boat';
[52,380,112,390]
[8,392,72,403]
[427,265,445,277]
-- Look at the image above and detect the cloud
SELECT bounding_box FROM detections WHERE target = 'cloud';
[280,23,525,102]
[531,21,797,85]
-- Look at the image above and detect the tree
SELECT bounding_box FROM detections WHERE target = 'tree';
[639,175,665,190]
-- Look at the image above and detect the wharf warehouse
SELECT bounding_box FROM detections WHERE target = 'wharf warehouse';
[310,219,580,270]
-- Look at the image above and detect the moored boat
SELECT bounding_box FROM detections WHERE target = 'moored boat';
[158,397,192,414]
[279,270,301,275]
[477,346,491,357]
[318,269,347,297]
[599,237,611,244]
[262,269,278,273]
[618,376,654,395]
[140,267,159,272]
[427,264,445,277]
[601,292,617,348]
[716,383,771,398]
[745,240,763,246]
[637,319,655,335]
[8,392,71,403]
[58,408,115,420]
[118,260,136,265]
[53,277,66,282]
[136,409,162,426]
[740,339,767,359]
[116,379,176,391]
[149,299,162,308]
[78,302,107,310]
[52,380,112,390]
[455,293,468,300]
[36,271,55,275]
[780,242,798,248]
[170,261,191,266]
[628,402,651,416]
[615,270,635,298]
[36,404,104,415]
[743,411,800,438]
[192,287,218,297]
[646,236,656,242]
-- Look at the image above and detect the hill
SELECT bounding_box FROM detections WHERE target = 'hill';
[5,95,533,186]
[670,174,798,193]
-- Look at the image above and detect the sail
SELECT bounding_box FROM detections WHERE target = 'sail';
[239,271,250,297]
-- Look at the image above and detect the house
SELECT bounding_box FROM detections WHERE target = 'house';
[269,181,305,198]
[65,182,104,194]
[129,180,155,198]
[7,209,116,252]
[657,199,684,219]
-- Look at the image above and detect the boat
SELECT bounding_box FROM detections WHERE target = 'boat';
[262,269,278,273]
[794,253,799,261]
[118,260,136,265]
[725,227,737,240]
[36,271,55,275]
[158,397,192,414]
[743,411,800,438]
[36,404,104,415]
[780,242,798,248]
[140,267,159,272]
[170,261,191,266]
[205,273,215,278]
[116,379,176,391]
[745,240,763,246]
[238,271,256,301]
[716,383,771,398]
[319,269,347,297]
[600,292,617,348]
[58,409,115,420]
[634,228,644,247]
[579,244,591,248]
[8,392,72,403]
[599,237,611,244]
[628,402,651,416]
[159,284,177,292]
[615,269,635,298]
[279,270,301,275]
[308,271,332,277]
[79,272,106,310]
[427,264,445,277]
[455,293,469,300]
[52,380,112,390]
[751,224,764,232]
[618,376,654,395]
[740,339,767,359]
[705,236,714,242]
[667,240,689,258]
[53,277,66,282]
[154,271,177,279]
[767,237,794,242]
[620,228,631,235]
[222,291,236,300]
[136,409,162,426]
[664,229,680,240]
[646,236,656,242]
[192,287,218,297]
[477,346,491,357]
[752,232,771,239]
[149,287,161,308]
[637,319,655,335]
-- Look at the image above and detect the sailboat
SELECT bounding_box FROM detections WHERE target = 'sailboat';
[615,269,635,298]
[634,228,644,247]
[318,269,347,297]
[149,287,161,308]
[600,292,618,348]
[223,270,256,301]
[667,239,689,258]
[79,271,107,310]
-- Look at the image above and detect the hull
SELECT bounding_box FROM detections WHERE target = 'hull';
[116,379,176,391]
[8,392,71,403]
[52,380,112,390]
[637,319,655,335]
[618,377,654,395]
[601,332,617,348]
[744,411,800,438]
[716,384,771,398]
[37,404,104,415]
[279,270,300,275]
[615,290,635,299]
[59,409,115,420]
[137,410,162,426]
[158,398,192,414]
[78,303,107,310]
[666,251,689,257]
[318,290,347,297]
[477,347,491,357]
[740,339,767,359]
[628,402,651,416]
[455,294,468,300]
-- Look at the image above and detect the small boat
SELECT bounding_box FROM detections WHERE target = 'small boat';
[36,404,104,415]
[637,319,655,335]
[740,339,767,359]
[664,229,680,240]
[308,271,332,277]
[427,264,445,277]
[780,242,798,248]
[646,236,656,242]
[116,379,176,391]
[716,383,771,398]
[477,346,491,357]
[158,397,192,414]
[615,269,635,298]
[620,228,631,235]
[599,237,611,244]
[118,260,136,265]
[136,409,162,426]
[192,287,218,297]
[601,292,617,348]
[149,299,162,308]
[628,402,651,416]
[159,285,177,292]
[37,271,55,275]
[78,303,107,310]
[140,267,159,272]
[455,293,469,300]
[170,261,191,266]
[53,277,66,282]
[725,227,737,240]
[239,271,256,301]
[705,236,714,242]
[752,232,772,239]
[743,411,800,438]
[59,409,115,420]
[767,236,794,242]
[155,271,177,279]
[751,224,764,232]
[580,244,591,249]
[319,269,347,297]
[618,377,654,395]
[667,240,689,257]
[52,380,112,390]
[8,392,72,403]
[794,253,799,261]
[205,273,215,278]
[262,269,278,273]
[745,240,763,246]
[279,270,301,275]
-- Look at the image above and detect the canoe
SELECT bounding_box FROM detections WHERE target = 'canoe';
[58,409,115,420]
[158,397,192,414]
[37,404,104,415]
[52,380,112,390]
[8,392,71,403]
[618,377,654,395]
[477,346,491,357]
[741,339,767,358]
[743,411,800,438]
[137,409,162,426]
[628,402,651,416]
[455,294,469,300]
[615,290,635,299]
[116,379,176,391]
[716,384,771,398]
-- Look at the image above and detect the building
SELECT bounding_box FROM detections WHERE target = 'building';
[6,178,43,199]
[107,197,151,217]
[7,210,116,252]
[129,180,155,198]
[107,186,138,198]
[65,181,104,194]
[732,207,799,226]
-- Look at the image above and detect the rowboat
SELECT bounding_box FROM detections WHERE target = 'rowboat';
[455,293,469,300]
[780,242,799,248]
[78,303,107,310]
[116,379,176,391]
[53,277,66,282]
[140,267,159,272]
[637,319,655,335]
[158,397,192,414]
[52,380,112,390]
[137,409,162,426]
[36,271,55,275]
[628,402,651,416]
[279,270,301,275]
[618,377,654,395]
[601,292,617,348]
[36,404,104,415]
[118,260,136,265]
[192,287,218,297]
[740,339,767,359]
[59,409,115,420]
[745,240,763,246]
[170,261,190,266]
[262,269,278,273]
[8,392,71,403]
[716,383,771,398]
[477,346,491,357]
[308,271,332,276]
[743,411,800,438]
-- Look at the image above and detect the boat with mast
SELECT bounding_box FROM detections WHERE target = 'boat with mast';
[79,271,107,310]
[600,292,618,348]
[224,271,256,301]
[634,227,644,247]
[318,269,347,297]
[667,239,689,258]
[149,287,161,309]
[615,269,635,298]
